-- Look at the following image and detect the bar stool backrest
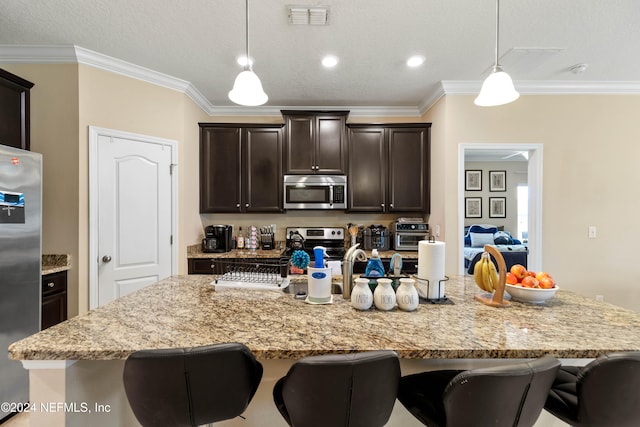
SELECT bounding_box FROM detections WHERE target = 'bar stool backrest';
[123,342,263,427]
[443,355,560,427]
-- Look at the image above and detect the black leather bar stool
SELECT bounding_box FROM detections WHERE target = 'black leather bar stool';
[398,355,560,427]
[544,351,640,427]
[123,342,263,427]
[272,350,400,427]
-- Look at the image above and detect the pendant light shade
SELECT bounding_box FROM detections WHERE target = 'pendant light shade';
[474,0,519,107]
[228,0,268,106]
[229,69,268,106]
[474,66,519,106]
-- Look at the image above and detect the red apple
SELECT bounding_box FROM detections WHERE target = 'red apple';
[506,272,518,285]
[535,271,551,281]
[510,264,527,281]
[521,276,539,288]
[539,276,556,289]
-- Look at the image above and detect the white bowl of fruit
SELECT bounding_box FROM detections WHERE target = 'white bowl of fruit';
[504,265,558,304]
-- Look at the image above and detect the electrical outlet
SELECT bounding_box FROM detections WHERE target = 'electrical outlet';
[434,224,441,237]
[588,226,597,238]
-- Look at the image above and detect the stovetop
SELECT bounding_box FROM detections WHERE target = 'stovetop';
[282,227,346,260]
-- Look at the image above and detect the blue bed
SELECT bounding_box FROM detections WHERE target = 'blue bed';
[464,224,528,274]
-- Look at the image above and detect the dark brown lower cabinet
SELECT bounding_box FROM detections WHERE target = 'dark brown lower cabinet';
[41,271,67,330]
[188,258,220,274]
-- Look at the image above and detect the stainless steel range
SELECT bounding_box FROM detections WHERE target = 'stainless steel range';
[282,227,346,260]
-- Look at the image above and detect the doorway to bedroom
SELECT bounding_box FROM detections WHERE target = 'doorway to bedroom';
[458,144,543,275]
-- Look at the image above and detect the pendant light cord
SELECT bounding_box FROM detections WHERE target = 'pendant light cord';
[494,0,500,68]
[245,0,251,71]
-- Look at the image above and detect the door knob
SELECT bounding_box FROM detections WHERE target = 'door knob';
[102,255,112,263]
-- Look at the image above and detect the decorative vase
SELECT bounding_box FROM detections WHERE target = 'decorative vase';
[396,278,419,311]
[351,278,373,310]
[373,278,396,311]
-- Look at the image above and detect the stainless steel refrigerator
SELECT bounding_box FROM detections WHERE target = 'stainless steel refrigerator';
[0,145,41,421]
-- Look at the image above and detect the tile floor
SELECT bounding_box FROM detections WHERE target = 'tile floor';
[1,412,28,426]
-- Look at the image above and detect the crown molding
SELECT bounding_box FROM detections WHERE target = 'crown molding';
[442,80,640,95]
[0,44,77,63]
[205,105,422,117]
[3,45,640,118]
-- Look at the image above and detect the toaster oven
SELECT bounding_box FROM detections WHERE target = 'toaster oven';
[393,222,429,251]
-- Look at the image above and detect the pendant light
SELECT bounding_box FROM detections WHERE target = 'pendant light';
[228,0,268,106]
[474,0,519,107]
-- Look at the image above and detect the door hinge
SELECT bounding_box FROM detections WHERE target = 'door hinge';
[170,163,177,175]
[170,235,173,245]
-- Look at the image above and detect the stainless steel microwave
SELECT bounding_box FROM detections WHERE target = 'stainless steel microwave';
[283,175,347,210]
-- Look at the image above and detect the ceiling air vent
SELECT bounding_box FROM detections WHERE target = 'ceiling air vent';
[287,5,329,25]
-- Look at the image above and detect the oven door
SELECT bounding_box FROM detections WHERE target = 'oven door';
[395,232,429,250]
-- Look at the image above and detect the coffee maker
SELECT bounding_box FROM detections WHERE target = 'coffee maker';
[202,225,232,253]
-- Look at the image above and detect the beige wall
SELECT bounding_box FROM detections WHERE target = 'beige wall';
[3,63,81,315]
[436,94,640,311]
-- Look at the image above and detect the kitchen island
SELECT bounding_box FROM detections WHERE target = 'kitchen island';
[9,275,640,426]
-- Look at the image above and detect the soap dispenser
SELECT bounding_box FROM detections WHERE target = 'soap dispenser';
[307,246,332,303]
[365,249,385,277]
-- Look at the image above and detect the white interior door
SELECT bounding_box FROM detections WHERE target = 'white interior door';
[90,127,176,308]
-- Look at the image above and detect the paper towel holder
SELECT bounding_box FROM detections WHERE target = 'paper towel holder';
[412,276,453,305]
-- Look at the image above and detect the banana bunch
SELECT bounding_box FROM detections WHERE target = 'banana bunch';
[473,252,500,293]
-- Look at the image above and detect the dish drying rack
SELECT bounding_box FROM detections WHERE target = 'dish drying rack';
[212,258,290,291]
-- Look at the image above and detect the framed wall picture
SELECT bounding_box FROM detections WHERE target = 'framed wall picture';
[465,197,482,218]
[489,170,506,192]
[465,170,482,191]
[489,197,506,218]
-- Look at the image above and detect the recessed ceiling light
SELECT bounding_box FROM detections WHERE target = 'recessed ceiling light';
[237,56,254,67]
[322,55,338,68]
[406,55,425,67]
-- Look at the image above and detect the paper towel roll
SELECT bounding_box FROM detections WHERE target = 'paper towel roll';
[417,240,446,299]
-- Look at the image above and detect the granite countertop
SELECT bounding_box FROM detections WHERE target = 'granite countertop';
[42,254,71,275]
[10,275,640,361]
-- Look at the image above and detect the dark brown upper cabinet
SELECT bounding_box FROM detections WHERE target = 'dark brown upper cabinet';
[0,69,34,151]
[199,124,284,213]
[282,110,349,174]
[347,123,431,213]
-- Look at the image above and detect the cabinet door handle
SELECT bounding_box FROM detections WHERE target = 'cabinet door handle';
[381,203,385,207]
[245,203,249,208]
[236,203,240,208]
[47,282,55,288]
[390,204,394,208]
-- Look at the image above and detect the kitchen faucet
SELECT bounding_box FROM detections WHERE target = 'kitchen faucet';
[342,244,368,299]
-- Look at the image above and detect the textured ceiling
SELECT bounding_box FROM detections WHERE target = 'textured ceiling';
[1,0,639,114]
